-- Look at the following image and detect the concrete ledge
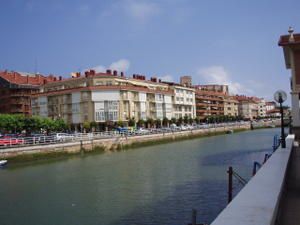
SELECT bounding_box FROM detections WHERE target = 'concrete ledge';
[0,124,250,159]
[211,134,295,225]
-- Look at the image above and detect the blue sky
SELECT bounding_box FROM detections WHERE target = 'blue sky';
[1,0,300,103]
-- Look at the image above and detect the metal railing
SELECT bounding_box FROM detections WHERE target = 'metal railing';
[0,121,249,150]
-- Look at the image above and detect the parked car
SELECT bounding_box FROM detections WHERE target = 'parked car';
[135,128,149,135]
[54,133,74,142]
[0,137,24,147]
[180,125,188,131]
[170,123,179,130]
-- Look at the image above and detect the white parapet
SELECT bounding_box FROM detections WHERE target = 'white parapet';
[211,134,295,225]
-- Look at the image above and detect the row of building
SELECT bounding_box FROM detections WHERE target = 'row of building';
[0,70,281,125]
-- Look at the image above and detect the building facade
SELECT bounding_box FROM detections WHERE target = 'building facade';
[32,70,192,125]
[279,28,300,128]
[235,95,259,120]
[258,98,267,118]
[194,85,237,119]
[224,96,239,117]
[162,81,196,119]
[0,71,55,115]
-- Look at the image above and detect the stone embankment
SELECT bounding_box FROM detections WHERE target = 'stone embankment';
[0,123,251,161]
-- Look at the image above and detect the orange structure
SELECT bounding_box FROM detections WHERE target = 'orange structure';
[0,71,56,115]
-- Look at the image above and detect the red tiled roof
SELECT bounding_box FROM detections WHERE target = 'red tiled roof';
[0,71,56,86]
[278,33,300,46]
[233,95,261,103]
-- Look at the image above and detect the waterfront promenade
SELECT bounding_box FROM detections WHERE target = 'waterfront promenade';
[276,145,300,225]
[0,122,253,160]
[211,134,295,225]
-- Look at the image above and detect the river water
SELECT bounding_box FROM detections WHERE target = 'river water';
[0,128,279,225]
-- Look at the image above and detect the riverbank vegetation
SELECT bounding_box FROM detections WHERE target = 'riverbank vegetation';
[0,114,67,134]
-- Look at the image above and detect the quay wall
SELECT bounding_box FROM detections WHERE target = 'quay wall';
[211,134,295,225]
[0,124,250,161]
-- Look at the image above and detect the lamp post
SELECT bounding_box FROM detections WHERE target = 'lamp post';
[274,90,287,148]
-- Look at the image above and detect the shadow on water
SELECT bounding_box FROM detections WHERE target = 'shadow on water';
[109,179,227,225]
[108,149,273,225]
[201,148,272,166]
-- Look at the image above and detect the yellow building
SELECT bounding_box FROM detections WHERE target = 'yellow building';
[32,70,181,125]
[224,96,239,117]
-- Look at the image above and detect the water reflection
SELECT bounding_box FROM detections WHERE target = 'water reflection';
[0,128,279,225]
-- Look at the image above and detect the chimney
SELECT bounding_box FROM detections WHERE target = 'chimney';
[90,69,95,75]
[85,71,89,77]
[53,77,57,81]
[113,70,117,76]
[159,79,161,83]
[106,69,112,74]
[59,76,62,81]
[76,72,81,77]
[133,74,136,79]
[120,72,124,77]
[27,75,29,83]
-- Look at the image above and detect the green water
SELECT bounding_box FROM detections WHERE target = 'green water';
[0,128,279,225]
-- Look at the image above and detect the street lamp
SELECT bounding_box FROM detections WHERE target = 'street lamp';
[274,90,287,148]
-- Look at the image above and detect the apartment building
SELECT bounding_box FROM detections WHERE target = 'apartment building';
[163,81,196,119]
[235,95,259,120]
[0,71,55,115]
[197,84,229,95]
[194,85,234,119]
[224,96,239,117]
[258,98,267,118]
[266,101,276,112]
[32,70,175,125]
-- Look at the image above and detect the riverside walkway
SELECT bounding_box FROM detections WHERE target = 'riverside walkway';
[276,145,300,225]
[210,135,295,225]
[0,122,252,159]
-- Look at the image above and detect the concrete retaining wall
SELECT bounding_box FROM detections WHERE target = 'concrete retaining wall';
[211,134,295,225]
[0,124,250,160]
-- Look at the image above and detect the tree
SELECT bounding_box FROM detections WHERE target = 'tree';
[162,117,169,127]
[194,117,200,124]
[128,117,135,127]
[155,119,162,128]
[188,117,194,124]
[55,118,67,132]
[83,121,90,132]
[177,117,183,126]
[90,121,97,132]
[183,115,189,124]
[117,120,123,127]
[41,117,56,134]
[137,119,145,128]
[170,117,177,125]
[146,118,154,128]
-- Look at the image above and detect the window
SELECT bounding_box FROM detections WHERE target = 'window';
[95,101,119,121]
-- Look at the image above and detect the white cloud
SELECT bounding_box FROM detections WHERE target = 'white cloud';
[90,65,106,73]
[109,59,130,72]
[159,74,173,82]
[124,0,161,23]
[88,59,130,73]
[196,66,254,95]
